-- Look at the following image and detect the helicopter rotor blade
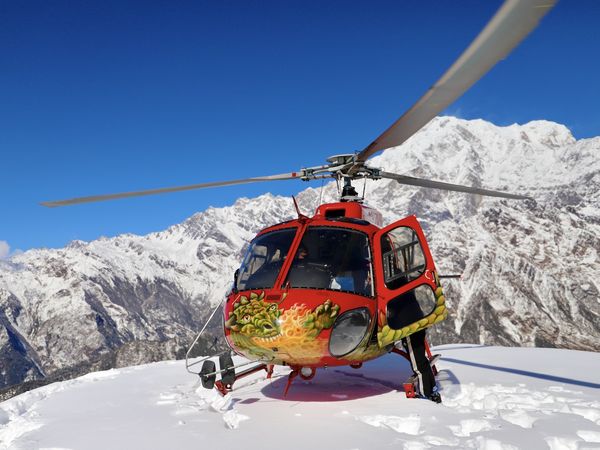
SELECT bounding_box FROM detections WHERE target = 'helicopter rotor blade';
[40,172,305,207]
[380,171,531,200]
[355,0,557,164]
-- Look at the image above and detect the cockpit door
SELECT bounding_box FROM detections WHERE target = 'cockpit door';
[372,215,447,348]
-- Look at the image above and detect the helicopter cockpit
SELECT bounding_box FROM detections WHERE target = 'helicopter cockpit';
[285,227,373,297]
[235,226,374,297]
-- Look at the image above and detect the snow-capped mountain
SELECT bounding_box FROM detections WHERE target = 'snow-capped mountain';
[1,117,599,393]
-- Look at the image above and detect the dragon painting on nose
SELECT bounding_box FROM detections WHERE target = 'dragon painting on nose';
[225,292,283,339]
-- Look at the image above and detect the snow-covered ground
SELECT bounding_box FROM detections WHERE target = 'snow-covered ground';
[1,345,600,450]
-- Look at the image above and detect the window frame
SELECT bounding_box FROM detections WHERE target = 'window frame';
[235,227,298,292]
[381,226,427,289]
[283,225,375,298]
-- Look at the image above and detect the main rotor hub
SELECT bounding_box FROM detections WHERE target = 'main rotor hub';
[301,154,380,180]
[299,154,383,202]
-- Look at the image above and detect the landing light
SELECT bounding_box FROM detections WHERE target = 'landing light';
[329,308,370,357]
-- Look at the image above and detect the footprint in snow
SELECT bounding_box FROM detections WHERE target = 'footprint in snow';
[577,429,600,443]
[499,409,538,429]
[449,418,494,437]
[356,414,421,436]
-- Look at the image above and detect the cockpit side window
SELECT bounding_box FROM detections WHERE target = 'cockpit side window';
[236,228,297,291]
[285,227,374,297]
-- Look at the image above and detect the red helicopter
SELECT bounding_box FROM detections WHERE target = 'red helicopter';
[42,0,555,400]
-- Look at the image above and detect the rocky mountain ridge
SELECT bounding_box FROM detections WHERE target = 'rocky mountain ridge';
[1,116,599,393]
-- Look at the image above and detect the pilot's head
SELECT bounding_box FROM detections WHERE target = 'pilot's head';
[297,245,308,260]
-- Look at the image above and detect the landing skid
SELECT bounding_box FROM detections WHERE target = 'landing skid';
[197,349,440,399]
[197,357,316,398]
[214,362,274,396]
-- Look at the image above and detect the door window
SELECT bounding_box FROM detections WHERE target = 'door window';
[380,226,426,290]
[386,284,437,330]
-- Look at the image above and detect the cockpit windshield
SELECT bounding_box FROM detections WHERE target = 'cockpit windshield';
[236,228,297,291]
[285,227,373,297]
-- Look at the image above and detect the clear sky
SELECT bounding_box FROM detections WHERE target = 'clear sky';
[1,0,599,254]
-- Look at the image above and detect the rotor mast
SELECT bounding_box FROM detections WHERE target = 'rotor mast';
[340,178,360,203]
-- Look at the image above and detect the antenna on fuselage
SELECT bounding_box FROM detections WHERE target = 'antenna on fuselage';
[292,196,309,221]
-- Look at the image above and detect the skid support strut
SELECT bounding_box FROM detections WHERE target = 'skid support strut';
[392,338,441,399]
[284,367,299,397]
[283,366,316,397]
[214,363,274,396]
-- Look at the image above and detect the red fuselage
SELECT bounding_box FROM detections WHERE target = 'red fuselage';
[223,201,447,368]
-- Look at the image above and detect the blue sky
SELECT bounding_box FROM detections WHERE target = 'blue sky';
[1,0,599,254]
